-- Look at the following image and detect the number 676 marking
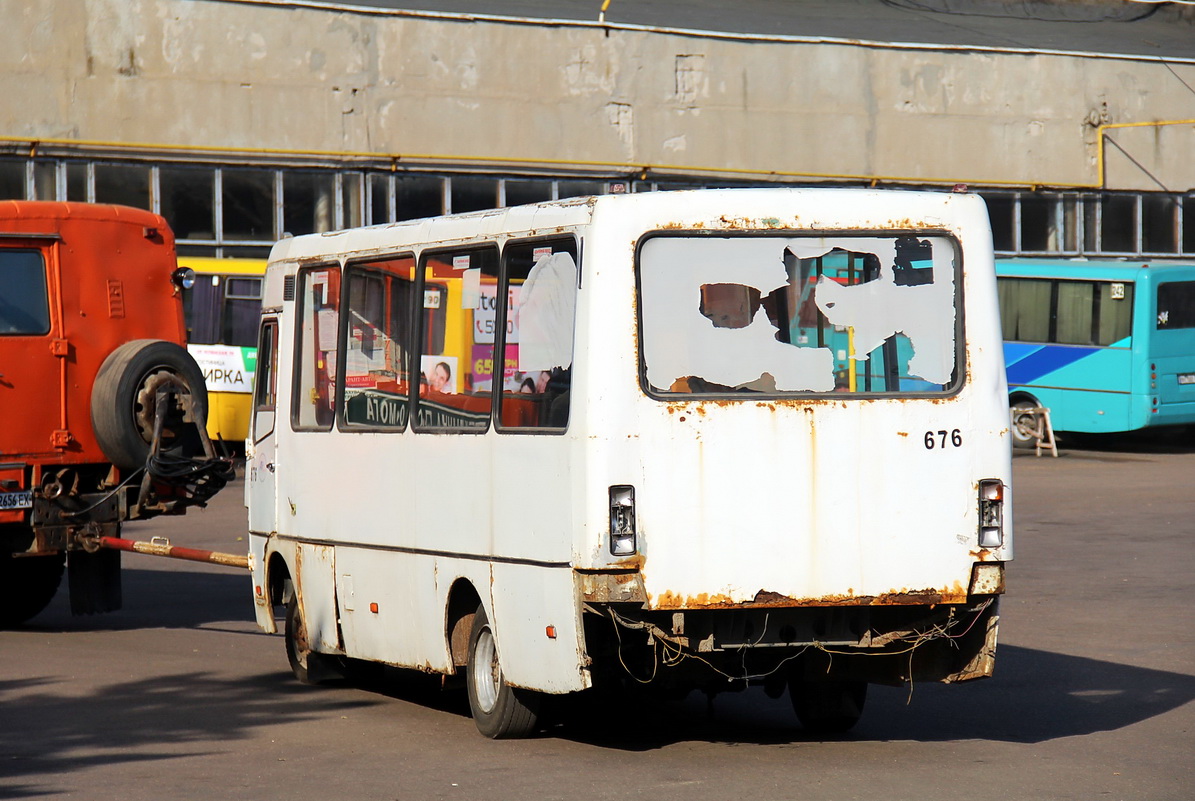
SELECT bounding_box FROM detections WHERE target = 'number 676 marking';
[924,429,963,449]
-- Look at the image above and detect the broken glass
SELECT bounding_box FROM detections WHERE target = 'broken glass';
[639,234,958,395]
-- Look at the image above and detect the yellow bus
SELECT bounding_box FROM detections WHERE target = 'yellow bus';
[179,257,266,448]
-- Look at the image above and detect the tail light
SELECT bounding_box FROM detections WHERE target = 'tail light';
[609,485,637,556]
[978,479,1004,548]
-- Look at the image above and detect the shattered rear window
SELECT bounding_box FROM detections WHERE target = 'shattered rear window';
[638,234,960,395]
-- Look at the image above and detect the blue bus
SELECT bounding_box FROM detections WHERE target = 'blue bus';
[996,258,1195,445]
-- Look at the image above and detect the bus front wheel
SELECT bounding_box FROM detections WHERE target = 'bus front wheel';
[466,604,540,738]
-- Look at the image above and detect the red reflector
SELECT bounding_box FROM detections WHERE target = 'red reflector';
[369,602,379,614]
[254,585,263,597]
[546,625,557,639]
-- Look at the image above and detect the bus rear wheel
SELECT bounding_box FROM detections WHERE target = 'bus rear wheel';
[285,594,336,685]
[789,677,867,735]
[466,604,540,739]
[0,551,66,628]
[1010,397,1043,450]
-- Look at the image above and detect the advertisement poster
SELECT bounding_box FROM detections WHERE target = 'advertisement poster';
[472,284,521,345]
[470,345,552,394]
[420,355,458,394]
[187,344,257,393]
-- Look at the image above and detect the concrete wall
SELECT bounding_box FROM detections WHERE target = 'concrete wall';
[4,0,1194,191]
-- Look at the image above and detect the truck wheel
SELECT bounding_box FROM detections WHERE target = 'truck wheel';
[91,339,208,472]
[789,678,867,735]
[466,603,540,738]
[285,594,336,685]
[0,552,66,628]
[1010,397,1042,451]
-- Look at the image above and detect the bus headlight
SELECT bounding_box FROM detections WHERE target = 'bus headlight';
[609,485,637,556]
[978,479,1004,549]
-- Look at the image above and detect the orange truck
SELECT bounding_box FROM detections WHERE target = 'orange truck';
[0,201,234,626]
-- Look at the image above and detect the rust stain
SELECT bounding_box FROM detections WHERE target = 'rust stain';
[611,553,646,571]
[649,585,969,610]
[663,395,882,415]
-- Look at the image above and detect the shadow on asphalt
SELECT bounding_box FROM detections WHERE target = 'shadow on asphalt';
[536,642,1195,749]
[12,561,1195,754]
[3,638,1191,785]
[0,671,373,800]
[19,567,254,633]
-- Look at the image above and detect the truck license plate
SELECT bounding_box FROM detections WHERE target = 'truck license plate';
[0,490,33,510]
[1178,373,1195,385]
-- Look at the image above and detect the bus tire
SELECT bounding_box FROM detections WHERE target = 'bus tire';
[91,339,209,472]
[789,678,867,735]
[0,551,66,628]
[285,594,336,685]
[466,603,541,739]
[1010,396,1042,450]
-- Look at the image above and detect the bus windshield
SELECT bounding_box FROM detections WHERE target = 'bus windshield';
[638,234,959,395]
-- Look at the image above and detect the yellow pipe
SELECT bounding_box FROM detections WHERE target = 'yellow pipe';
[847,327,857,393]
[1096,118,1195,188]
[0,134,1097,192]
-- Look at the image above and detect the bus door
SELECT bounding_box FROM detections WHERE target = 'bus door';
[1154,279,1195,412]
[247,317,279,535]
[247,316,278,631]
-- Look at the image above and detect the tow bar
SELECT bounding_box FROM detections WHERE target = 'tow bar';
[97,535,249,570]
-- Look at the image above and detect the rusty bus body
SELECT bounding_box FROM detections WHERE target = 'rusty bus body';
[246,188,1011,738]
[0,201,231,625]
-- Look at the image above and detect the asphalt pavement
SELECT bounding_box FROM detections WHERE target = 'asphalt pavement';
[2,431,1193,800]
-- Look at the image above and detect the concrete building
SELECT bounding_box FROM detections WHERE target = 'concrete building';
[3,0,1194,257]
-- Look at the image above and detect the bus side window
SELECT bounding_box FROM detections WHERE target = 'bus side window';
[341,256,416,430]
[498,238,578,431]
[293,266,341,430]
[252,319,278,442]
[414,246,499,432]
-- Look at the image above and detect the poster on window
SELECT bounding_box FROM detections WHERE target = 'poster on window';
[473,285,521,344]
[420,355,458,394]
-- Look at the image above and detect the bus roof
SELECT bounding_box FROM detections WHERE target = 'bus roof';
[996,257,1195,281]
[266,187,990,266]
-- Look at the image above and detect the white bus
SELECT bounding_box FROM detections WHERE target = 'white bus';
[245,188,1012,738]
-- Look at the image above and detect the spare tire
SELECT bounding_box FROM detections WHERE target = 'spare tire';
[90,339,208,472]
